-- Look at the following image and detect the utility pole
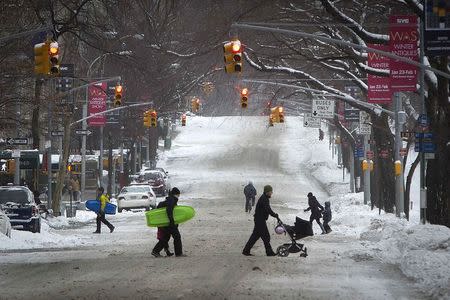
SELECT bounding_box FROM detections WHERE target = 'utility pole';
[349,146,355,193]
[419,20,427,224]
[99,126,104,187]
[394,93,405,217]
[363,135,371,205]
[47,98,53,212]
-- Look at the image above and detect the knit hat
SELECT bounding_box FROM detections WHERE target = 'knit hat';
[307,192,313,197]
[263,185,273,193]
[171,187,180,196]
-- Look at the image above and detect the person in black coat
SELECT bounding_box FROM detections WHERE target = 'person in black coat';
[322,201,332,234]
[304,192,325,234]
[242,185,278,256]
[152,187,185,257]
[243,181,257,213]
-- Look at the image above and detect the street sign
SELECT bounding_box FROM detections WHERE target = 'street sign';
[415,142,436,153]
[418,114,429,127]
[6,137,29,145]
[400,148,408,156]
[12,150,20,158]
[401,131,414,138]
[366,151,374,159]
[359,111,371,135]
[425,153,435,160]
[344,109,359,122]
[312,99,335,119]
[424,0,450,56]
[75,129,92,136]
[415,132,433,139]
[303,114,321,128]
[51,131,64,137]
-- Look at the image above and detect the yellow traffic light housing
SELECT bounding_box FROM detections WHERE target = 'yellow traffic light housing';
[143,110,151,128]
[181,114,186,126]
[223,40,242,73]
[241,88,248,109]
[49,42,60,75]
[191,98,200,112]
[394,160,402,176]
[34,41,50,75]
[114,84,123,107]
[278,106,284,123]
[150,110,157,127]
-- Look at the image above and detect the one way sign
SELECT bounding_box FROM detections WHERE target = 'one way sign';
[6,138,29,145]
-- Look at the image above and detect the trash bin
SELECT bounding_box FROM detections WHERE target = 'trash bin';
[65,204,77,218]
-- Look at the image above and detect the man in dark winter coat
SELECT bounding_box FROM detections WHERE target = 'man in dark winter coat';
[243,181,257,213]
[242,185,278,256]
[304,192,325,234]
[152,187,185,257]
[322,201,332,234]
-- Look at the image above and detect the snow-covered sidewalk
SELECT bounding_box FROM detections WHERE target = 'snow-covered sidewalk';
[302,132,450,299]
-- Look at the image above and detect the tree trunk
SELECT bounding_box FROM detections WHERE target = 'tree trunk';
[52,114,72,215]
[405,153,420,221]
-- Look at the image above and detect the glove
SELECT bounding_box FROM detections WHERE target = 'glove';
[304,209,308,212]
[275,213,279,219]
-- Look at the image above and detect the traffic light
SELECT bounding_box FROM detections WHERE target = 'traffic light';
[278,106,284,123]
[114,84,123,107]
[269,114,274,126]
[143,110,151,128]
[191,98,200,112]
[181,114,186,126]
[223,39,242,73]
[240,88,248,109]
[150,110,157,127]
[48,41,60,75]
[34,41,50,75]
[67,163,72,172]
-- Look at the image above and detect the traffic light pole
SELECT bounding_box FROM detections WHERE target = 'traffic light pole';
[419,21,427,224]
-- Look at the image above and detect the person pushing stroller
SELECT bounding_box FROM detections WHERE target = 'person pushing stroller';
[304,192,325,234]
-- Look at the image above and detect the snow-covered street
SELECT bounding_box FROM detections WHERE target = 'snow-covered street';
[1,116,449,299]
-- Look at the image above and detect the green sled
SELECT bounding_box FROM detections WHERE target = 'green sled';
[145,205,195,227]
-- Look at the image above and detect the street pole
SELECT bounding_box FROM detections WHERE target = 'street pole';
[419,20,427,224]
[99,126,104,188]
[47,98,52,211]
[81,97,87,202]
[349,146,355,193]
[394,93,405,217]
[363,135,371,205]
[14,103,20,186]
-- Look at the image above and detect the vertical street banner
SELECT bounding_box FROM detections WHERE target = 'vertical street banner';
[389,15,418,92]
[88,82,107,126]
[367,44,391,104]
[424,0,450,56]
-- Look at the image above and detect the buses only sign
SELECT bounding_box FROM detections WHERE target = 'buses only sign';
[312,99,335,119]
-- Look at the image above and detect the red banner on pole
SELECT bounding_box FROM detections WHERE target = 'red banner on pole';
[368,44,391,104]
[389,15,418,92]
[88,82,107,126]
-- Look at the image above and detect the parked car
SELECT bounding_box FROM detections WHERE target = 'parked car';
[0,208,12,238]
[137,171,169,197]
[117,184,156,213]
[155,167,169,179]
[0,186,41,233]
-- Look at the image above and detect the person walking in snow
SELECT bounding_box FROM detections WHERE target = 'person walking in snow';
[243,181,257,213]
[93,187,115,234]
[322,201,332,234]
[152,187,185,257]
[242,185,278,256]
[304,192,325,234]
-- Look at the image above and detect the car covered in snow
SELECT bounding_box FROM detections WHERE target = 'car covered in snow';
[137,171,170,197]
[0,207,12,237]
[117,184,156,212]
[0,186,41,233]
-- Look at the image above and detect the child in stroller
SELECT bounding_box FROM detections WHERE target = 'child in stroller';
[275,217,313,257]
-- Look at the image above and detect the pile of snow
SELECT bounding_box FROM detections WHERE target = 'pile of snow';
[0,222,92,251]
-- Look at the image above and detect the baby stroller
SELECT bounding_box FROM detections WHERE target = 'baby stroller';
[275,217,313,257]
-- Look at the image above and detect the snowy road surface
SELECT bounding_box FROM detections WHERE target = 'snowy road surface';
[0,117,434,299]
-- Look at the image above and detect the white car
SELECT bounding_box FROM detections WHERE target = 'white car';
[117,185,156,213]
[0,208,12,238]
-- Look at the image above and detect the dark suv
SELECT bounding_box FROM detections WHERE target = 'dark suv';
[0,186,41,233]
